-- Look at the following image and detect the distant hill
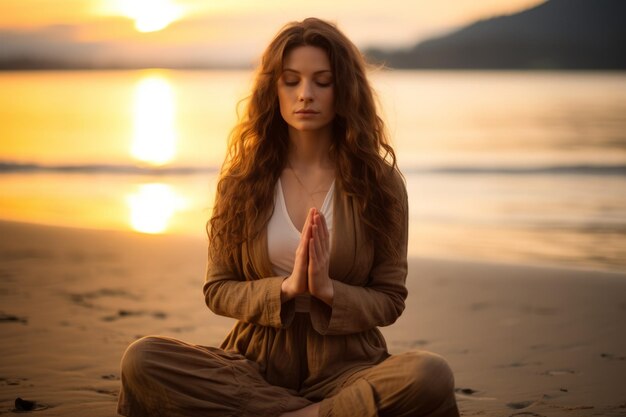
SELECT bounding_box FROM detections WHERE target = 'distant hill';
[366,0,626,70]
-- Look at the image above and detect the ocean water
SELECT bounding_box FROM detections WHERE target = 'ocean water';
[1,70,625,273]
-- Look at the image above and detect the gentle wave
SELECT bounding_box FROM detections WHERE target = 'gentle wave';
[0,162,219,175]
[403,164,626,176]
[1,161,625,176]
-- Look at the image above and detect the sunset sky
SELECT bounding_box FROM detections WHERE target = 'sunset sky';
[0,0,545,66]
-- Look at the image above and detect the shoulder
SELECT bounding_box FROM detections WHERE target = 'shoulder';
[381,166,407,201]
[388,166,406,190]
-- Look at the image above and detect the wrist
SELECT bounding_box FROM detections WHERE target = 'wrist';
[281,277,296,302]
[315,279,334,306]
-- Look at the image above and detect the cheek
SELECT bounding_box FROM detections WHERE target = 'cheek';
[325,90,336,114]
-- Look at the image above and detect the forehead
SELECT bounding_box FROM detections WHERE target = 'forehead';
[282,45,331,72]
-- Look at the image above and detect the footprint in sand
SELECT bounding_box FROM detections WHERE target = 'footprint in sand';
[497,361,542,369]
[1,377,28,386]
[454,387,496,401]
[101,309,167,322]
[538,389,571,402]
[600,352,626,361]
[541,369,578,376]
[0,312,27,324]
[67,288,139,309]
[13,397,50,412]
[552,404,594,411]
[456,388,478,395]
[507,400,535,409]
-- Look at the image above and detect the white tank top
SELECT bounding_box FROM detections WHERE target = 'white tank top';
[267,178,335,277]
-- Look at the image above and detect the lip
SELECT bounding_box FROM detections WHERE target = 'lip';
[295,109,319,114]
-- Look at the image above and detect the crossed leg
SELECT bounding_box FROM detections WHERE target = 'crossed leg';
[118,336,311,417]
[119,336,458,417]
[315,351,459,417]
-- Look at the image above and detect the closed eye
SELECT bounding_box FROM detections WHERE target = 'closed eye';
[280,73,333,88]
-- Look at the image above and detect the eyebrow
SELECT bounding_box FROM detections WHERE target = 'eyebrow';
[282,69,332,75]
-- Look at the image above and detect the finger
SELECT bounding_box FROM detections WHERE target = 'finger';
[312,222,320,249]
[298,225,309,252]
[318,210,326,228]
[309,237,316,269]
[300,209,314,243]
[316,213,330,254]
[313,212,324,239]
[297,224,311,265]
[314,224,324,259]
[307,207,316,230]
[295,239,308,269]
[315,212,328,243]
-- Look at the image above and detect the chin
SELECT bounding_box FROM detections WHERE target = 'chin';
[289,121,333,133]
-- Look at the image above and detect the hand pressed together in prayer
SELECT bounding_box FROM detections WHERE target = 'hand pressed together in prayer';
[281,207,334,306]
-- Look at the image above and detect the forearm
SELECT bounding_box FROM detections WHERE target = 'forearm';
[203,275,288,328]
[310,278,406,335]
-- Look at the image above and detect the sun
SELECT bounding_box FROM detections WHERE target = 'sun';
[118,0,183,33]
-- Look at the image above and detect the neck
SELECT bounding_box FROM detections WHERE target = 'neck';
[287,126,333,168]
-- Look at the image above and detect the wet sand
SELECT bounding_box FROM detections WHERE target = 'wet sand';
[0,220,625,416]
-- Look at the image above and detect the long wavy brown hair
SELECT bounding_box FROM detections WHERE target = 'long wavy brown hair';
[208,17,405,268]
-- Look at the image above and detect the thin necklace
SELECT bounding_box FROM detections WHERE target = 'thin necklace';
[287,161,330,206]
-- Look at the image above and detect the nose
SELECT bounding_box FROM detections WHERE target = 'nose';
[298,80,314,103]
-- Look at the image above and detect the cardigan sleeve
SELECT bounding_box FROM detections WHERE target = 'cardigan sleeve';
[310,172,409,336]
[203,256,296,329]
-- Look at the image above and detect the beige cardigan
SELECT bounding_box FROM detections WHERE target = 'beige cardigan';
[203,172,408,398]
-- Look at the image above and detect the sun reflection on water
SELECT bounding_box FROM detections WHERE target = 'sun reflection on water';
[131,75,177,166]
[127,183,186,234]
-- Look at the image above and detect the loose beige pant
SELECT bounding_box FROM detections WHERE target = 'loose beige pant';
[118,336,460,417]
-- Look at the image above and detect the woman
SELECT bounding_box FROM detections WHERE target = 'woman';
[118,18,460,417]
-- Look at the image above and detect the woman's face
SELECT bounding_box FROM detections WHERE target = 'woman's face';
[277,45,335,134]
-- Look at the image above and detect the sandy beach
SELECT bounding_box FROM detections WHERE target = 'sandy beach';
[0,220,625,416]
